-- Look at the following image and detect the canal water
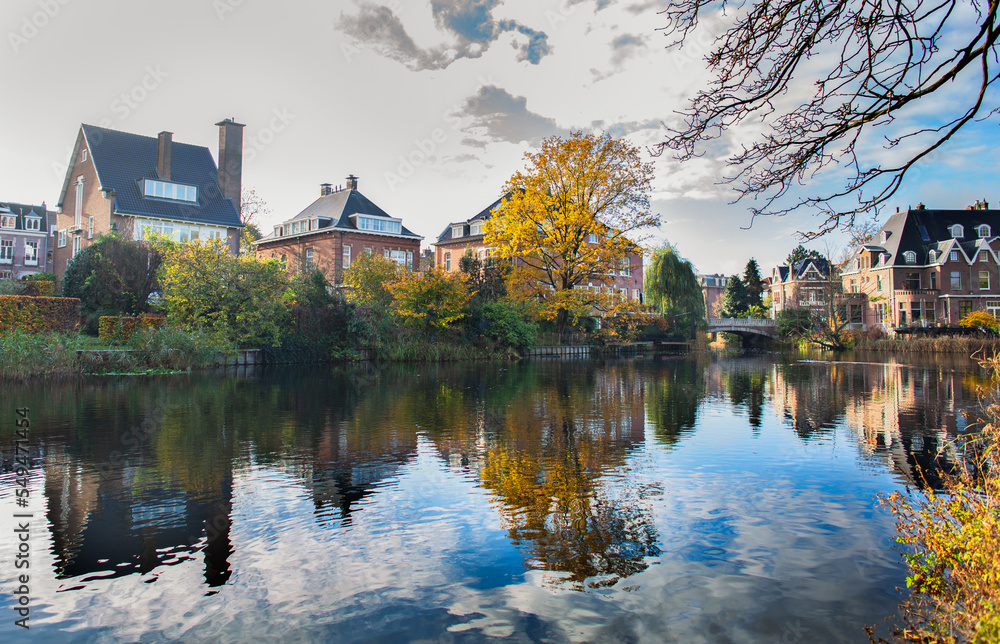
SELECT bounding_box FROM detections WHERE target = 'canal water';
[0,352,989,643]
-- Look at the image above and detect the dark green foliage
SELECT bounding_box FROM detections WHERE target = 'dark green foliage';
[62,234,161,330]
[644,244,705,336]
[718,275,749,318]
[296,268,337,308]
[743,258,764,309]
[785,245,825,266]
[460,250,508,302]
[776,307,813,337]
[480,300,538,351]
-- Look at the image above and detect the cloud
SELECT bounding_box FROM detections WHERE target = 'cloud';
[453,86,569,145]
[610,33,647,66]
[337,1,551,71]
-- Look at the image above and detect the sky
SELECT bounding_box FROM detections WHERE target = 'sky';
[2,0,998,276]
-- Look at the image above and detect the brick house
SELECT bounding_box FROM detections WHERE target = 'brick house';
[53,119,245,281]
[698,273,729,317]
[434,194,644,303]
[255,176,422,283]
[840,203,1000,329]
[0,202,56,280]
[768,257,833,318]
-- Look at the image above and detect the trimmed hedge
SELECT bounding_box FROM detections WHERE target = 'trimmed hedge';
[98,314,166,343]
[20,280,55,296]
[0,296,80,333]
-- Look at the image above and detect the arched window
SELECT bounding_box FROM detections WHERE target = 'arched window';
[979,224,991,237]
[928,250,936,262]
[951,224,964,238]
[904,251,916,264]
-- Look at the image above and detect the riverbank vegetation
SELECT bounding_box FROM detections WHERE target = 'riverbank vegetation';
[869,356,1000,643]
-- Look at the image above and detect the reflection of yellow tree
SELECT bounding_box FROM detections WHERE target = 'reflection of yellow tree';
[478,365,659,589]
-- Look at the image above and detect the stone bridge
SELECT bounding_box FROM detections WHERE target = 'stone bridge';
[707,317,779,340]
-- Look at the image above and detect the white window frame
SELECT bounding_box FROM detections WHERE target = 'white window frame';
[24,217,41,231]
[979,224,991,238]
[0,270,11,280]
[343,244,351,268]
[904,251,916,264]
[142,179,197,203]
[951,224,964,238]
[980,270,990,290]
[451,225,463,238]
[88,216,94,239]
[445,251,451,271]
[951,271,961,290]
[58,230,67,248]
[72,235,81,258]
[24,241,38,265]
[0,239,13,263]
[0,215,15,229]
[305,248,314,269]
[589,233,599,244]
[950,250,959,262]
[928,250,936,262]
[81,148,88,162]
[470,222,482,236]
[74,176,84,226]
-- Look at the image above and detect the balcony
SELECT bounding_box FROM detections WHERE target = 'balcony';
[894,288,939,296]
[24,259,38,266]
[67,224,83,234]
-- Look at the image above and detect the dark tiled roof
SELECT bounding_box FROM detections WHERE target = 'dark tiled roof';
[0,202,50,231]
[78,124,242,228]
[259,188,421,243]
[866,208,1000,266]
[436,194,506,243]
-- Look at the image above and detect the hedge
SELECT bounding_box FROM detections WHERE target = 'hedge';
[0,296,80,333]
[20,280,55,297]
[98,314,166,343]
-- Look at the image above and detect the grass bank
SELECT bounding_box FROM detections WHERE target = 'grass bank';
[836,335,1000,354]
[869,354,1000,642]
[0,327,231,379]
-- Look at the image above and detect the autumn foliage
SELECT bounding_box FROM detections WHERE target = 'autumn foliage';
[485,132,658,334]
[388,267,471,330]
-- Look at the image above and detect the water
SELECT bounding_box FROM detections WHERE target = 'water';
[0,352,987,642]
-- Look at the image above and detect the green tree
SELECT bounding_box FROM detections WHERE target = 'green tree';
[342,253,402,310]
[158,239,291,347]
[644,244,705,337]
[743,258,764,309]
[459,250,507,302]
[786,245,825,266]
[718,275,749,318]
[485,132,658,335]
[62,234,162,330]
[388,267,471,331]
[239,188,268,255]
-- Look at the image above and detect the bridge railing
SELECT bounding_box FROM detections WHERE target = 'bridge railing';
[707,317,776,328]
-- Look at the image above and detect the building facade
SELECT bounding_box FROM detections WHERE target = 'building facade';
[53,120,245,281]
[698,273,729,317]
[0,202,55,279]
[769,258,833,318]
[255,176,422,283]
[840,203,1000,329]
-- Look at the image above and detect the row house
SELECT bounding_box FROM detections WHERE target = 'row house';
[434,195,644,303]
[0,202,56,279]
[769,257,833,318]
[53,119,245,280]
[255,176,422,283]
[841,204,1000,329]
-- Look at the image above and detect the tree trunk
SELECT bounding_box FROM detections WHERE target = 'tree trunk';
[556,308,569,340]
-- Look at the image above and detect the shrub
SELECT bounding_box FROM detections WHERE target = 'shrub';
[959,310,999,333]
[776,307,813,337]
[480,300,538,351]
[98,314,166,344]
[62,234,161,321]
[126,325,230,371]
[0,330,83,379]
[0,296,81,333]
[388,267,471,331]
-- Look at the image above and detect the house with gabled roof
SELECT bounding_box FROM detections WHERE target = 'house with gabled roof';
[434,193,645,304]
[769,257,833,318]
[52,119,245,281]
[0,202,56,279]
[840,202,1000,329]
[255,175,422,283]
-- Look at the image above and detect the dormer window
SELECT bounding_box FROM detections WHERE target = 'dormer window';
[589,233,599,244]
[0,215,15,229]
[928,250,936,262]
[979,224,991,237]
[143,179,197,203]
[880,231,890,243]
[356,216,402,234]
[903,251,916,264]
[470,222,482,236]
[451,225,464,238]
[951,224,964,238]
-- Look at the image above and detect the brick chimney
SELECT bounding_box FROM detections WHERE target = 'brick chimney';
[320,183,332,196]
[157,131,172,181]
[346,174,358,190]
[215,118,245,212]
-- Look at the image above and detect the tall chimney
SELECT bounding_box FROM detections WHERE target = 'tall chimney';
[346,174,358,190]
[215,118,245,213]
[157,131,172,181]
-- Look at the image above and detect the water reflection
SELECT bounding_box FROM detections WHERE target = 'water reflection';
[0,352,988,641]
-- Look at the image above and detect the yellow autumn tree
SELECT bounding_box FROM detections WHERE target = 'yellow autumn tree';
[485,132,658,335]
[388,267,471,331]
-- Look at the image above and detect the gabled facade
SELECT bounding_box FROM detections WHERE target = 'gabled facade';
[840,203,1000,329]
[0,202,55,279]
[698,273,729,317]
[434,194,644,303]
[769,257,833,318]
[53,120,245,280]
[255,176,422,283]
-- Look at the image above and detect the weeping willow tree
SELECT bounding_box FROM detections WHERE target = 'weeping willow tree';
[644,244,706,338]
